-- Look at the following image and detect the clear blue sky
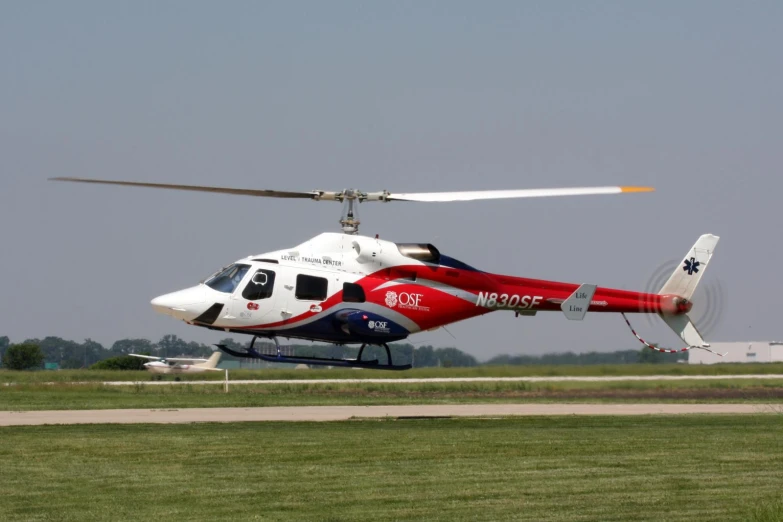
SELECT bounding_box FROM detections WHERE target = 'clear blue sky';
[1,1,781,357]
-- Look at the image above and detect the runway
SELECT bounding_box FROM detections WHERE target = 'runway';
[8,374,783,386]
[0,403,774,426]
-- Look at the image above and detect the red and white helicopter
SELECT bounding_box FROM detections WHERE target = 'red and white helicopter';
[53,178,723,370]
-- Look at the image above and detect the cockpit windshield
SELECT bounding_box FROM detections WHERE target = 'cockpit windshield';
[205,264,250,294]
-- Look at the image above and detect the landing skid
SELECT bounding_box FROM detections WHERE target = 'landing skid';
[215,336,412,371]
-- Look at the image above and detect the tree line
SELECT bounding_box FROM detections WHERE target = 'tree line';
[0,334,679,370]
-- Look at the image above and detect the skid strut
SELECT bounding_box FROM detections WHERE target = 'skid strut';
[215,337,412,370]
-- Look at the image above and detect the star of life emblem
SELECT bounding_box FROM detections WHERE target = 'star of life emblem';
[683,257,700,276]
[385,291,398,307]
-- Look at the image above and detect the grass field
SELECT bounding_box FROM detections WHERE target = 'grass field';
[3,362,783,383]
[0,416,781,521]
[2,379,783,411]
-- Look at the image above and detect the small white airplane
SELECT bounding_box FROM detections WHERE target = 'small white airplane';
[129,352,222,374]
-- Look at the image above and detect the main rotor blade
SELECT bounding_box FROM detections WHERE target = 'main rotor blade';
[50,177,323,199]
[383,186,653,202]
[52,178,654,204]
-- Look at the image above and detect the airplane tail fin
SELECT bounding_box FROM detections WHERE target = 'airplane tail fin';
[658,234,720,347]
[197,351,221,369]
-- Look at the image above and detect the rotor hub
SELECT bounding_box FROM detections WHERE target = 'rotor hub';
[660,295,693,315]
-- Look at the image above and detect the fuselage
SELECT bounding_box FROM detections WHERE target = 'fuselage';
[150,233,688,345]
[143,362,212,374]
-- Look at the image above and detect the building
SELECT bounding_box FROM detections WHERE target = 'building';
[688,342,783,364]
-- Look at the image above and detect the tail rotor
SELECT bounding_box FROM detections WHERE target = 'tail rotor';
[642,260,726,339]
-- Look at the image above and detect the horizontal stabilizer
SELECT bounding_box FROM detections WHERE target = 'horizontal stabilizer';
[561,284,597,321]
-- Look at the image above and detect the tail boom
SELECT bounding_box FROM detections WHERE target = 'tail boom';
[483,276,692,316]
[474,233,720,353]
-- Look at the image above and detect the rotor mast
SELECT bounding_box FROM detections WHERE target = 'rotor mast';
[323,189,390,235]
[340,196,360,234]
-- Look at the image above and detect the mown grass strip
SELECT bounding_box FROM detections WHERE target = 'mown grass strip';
[0,416,781,521]
[4,362,783,383]
[2,379,783,411]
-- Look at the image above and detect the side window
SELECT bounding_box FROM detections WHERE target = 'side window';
[242,269,276,301]
[342,282,365,303]
[295,274,328,301]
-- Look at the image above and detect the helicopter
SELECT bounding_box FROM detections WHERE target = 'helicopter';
[52,177,724,370]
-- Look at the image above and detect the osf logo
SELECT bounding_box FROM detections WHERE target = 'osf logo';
[369,320,388,331]
[399,292,424,307]
[384,291,426,310]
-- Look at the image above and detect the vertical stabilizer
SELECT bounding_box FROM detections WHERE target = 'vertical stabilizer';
[657,234,720,348]
[197,351,221,369]
[658,234,719,300]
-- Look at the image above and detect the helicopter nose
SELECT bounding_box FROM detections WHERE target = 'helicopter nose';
[151,286,207,318]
